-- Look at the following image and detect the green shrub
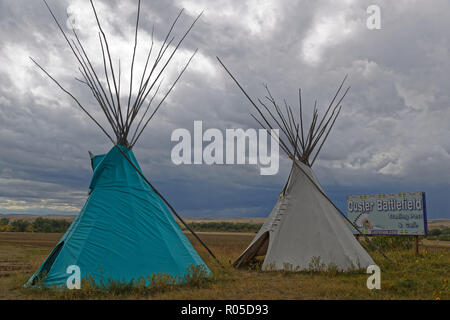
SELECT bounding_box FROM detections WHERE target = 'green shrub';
[0,217,71,233]
[11,220,31,232]
[429,229,441,236]
[369,236,414,250]
[0,217,9,226]
[426,228,450,241]
[32,218,71,233]
[183,264,210,287]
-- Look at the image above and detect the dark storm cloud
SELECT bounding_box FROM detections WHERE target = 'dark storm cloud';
[0,0,449,218]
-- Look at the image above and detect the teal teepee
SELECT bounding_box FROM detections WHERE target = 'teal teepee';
[28,1,210,287]
[27,146,209,287]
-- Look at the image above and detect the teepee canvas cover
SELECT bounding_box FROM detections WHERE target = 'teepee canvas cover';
[234,160,374,270]
[28,146,209,286]
[218,58,375,271]
[28,1,213,287]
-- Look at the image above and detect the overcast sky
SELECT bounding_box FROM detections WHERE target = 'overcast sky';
[1,0,449,219]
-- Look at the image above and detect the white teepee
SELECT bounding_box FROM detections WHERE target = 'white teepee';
[234,160,374,270]
[217,60,375,271]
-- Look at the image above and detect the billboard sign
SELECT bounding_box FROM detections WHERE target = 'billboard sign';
[347,192,427,236]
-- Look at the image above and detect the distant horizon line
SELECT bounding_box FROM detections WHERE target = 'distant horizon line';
[1,212,449,221]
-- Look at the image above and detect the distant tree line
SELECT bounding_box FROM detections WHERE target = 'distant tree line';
[181,222,263,233]
[0,218,71,233]
[1,216,448,239]
[0,218,263,233]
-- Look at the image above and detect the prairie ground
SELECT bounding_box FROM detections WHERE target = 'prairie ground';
[0,232,448,300]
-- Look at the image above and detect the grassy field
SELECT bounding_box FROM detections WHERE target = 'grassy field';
[0,232,448,300]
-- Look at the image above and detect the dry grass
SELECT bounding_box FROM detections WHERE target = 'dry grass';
[0,232,448,300]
